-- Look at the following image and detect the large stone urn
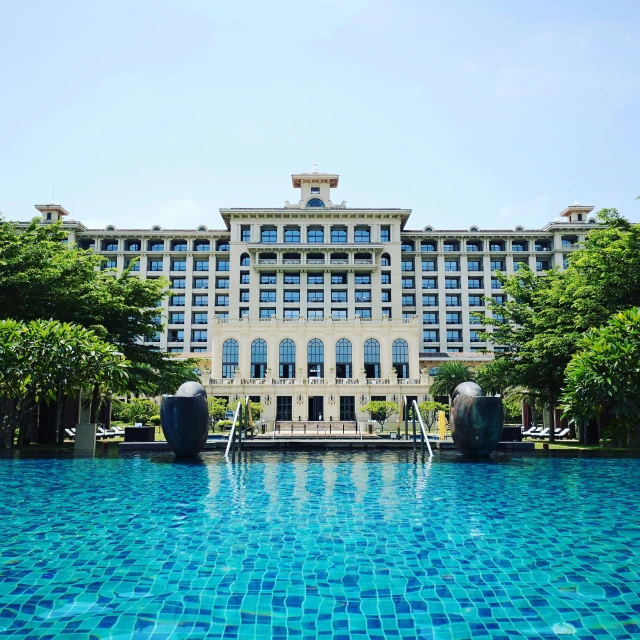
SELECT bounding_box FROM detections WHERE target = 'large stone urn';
[449,381,503,456]
[160,381,209,457]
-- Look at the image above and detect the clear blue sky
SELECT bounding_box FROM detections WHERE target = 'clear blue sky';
[1,0,638,231]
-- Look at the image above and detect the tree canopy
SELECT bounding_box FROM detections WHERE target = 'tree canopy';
[429,362,476,402]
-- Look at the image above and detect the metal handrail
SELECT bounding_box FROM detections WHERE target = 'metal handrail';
[224,400,243,458]
[396,395,433,457]
[412,398,433,456]
[225,395,251,458]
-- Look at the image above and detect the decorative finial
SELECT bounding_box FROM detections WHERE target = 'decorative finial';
[312,146,318,174]
[51,182,56,204]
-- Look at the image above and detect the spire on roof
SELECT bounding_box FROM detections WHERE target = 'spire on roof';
[312,146,318,174]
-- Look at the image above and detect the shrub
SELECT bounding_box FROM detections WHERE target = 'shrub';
[149,415,161,426]
[120,398,158,425]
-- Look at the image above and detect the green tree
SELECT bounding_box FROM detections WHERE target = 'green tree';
[230,399,264,426]
[562,308,640,446]
[363,401,399,430]
[0,319,129,448]
[416,400,449,432]
[120,398,158,425]
[208,397,229,428]
[429,362,476,404]
[475,359,514,396]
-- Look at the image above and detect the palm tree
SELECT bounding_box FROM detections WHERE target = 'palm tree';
[429,362,476,404]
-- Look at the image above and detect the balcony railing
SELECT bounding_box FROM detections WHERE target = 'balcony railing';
[273,378,297,385]
[241,378,266,384]
[206,376,424,386]
[304,378,325,385]
[366,379,390,385]
[258,259,277,264]
[336,378,360,384]
[398,378,421,385]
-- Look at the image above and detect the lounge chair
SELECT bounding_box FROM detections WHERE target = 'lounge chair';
[556,428,570,439]
[65,429,75,440]
[533,428,551,438]
[112,426,125,436]
[522,425,541,436]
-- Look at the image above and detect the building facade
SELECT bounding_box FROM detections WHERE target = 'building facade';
[26,169,595,423]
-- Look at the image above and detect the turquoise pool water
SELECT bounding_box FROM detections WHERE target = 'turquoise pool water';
[1,451,639,639]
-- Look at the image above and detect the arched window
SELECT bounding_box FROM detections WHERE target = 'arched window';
[336,339,352,379]
[251,339,267,379]
[381,253,391,266]
[240,253,250,267]
[364,338,380,379]
[279,339,296,379]
[392,339,409,379]
[307,339,324,378]
[222,339,239,379]
[306,198,325,207]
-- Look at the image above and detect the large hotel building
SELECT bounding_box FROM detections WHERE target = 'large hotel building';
[30,168,594,424]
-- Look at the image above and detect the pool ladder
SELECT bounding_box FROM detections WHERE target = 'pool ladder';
[397,396,434,457]
[225,395,252,458]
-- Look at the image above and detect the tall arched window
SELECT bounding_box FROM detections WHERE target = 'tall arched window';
[336,339,352,379]
[381,253,391,266]
[392,339,409,379]
[364,338,380,379]
[251,339,267,379]
[307,339,324,378]
[279,339,296,379]
[222,339,239,379]
[240,253,250,267]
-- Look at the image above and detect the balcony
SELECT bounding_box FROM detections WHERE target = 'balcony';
[304,378,326,385]
[398,378,421,385]
[366,379,391,385]
[241,378,267,385]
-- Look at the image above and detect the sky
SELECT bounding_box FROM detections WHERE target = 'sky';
[1,0,639,231]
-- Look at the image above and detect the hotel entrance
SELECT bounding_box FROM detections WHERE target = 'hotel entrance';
[308,396,324,421]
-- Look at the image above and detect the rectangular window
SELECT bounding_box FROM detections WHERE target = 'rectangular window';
[381,290,391,303]
[125,258,140,271]
[168,347,183,353]
[149,241,164,252]
[536,260,550,272]
[284,290,300,303]
[466,242,481,252]
[308,309,324,319]
[444,242,459,252]
[382,308,392,318]
[261,227,277,243]
[261,273,277,285]
[148,259,164,272]
[340,396,356,421]
[276,396,292,421]
[469,313,483,325]
[401,294,415,306]
[169,312,184,324]
[422,278,436,289]
[447,330,462,342]
[216,277,229,289]
[421,240,437,252]
[170,259,185,271]
[445,278,460,289]
[171,277,186,289]
[193,312,207,324]
[490,260,505,271]
[192,330,207,343]
[215,295,229,307]
[283,309,299,319]
[260,291,277,303]
[194,259,209,272]
[355,308,372,318]
[307,291,324,303]
[331,273,347,285]
[308,274,324,285]
[194,240,210,252]
[216,259,230,272]
[446,295,461,306]
[260,308,275,319]
[562,256,569,269]
[240,290,250,302]
[284,273,300,285]
[512,242,527,252]
[331,290,348,303]
[194,278,209,289]
[423,330,438,342]
[446,312,461,324]
[310,186,320,194]
[470,331,483,343]
[490,242,504,252]
[240,225,251,242]
[192,347,207,353]
[447,347,462,353]
[402,277,415,289]
[331,227,347,243]
[468,277,483,289]
[493,294,506,304]
[240,272,250,284]
[422,294,437,306]
[284,228,301,243]
[401,260,414,272]
[423,312,438,324]
[423,347,438,353]
[469,295,484,307]
[168,329,184,343]
[331,309,347,319]
[193,295,209,307]
[381,272,391,284]
[422,260,437,272]
[354,274,371,285]
[239,308,249,319]
[307,227,324,243]
[513,260,527,271]
[468,260,481,271]
[380,225,391,242]
[354,227,370,243]
[491,277,501,290]
[444,260,459,272]
[354,290,371,303]
[170,294,185,307]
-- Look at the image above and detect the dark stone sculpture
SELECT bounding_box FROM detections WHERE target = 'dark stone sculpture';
[160,381,209,457]
[449,381,504,456]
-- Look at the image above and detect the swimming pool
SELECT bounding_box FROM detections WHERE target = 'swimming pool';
[0,451,639,639]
